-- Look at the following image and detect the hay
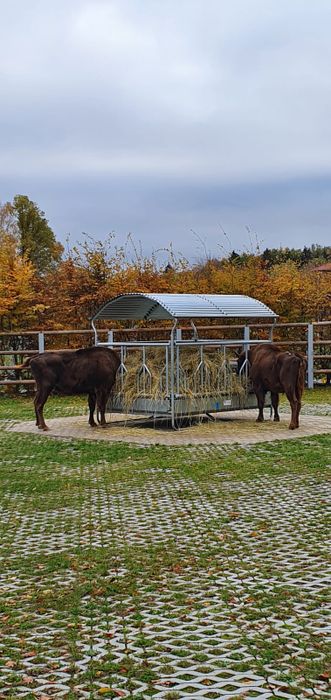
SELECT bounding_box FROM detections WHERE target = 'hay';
[113,347,248,413]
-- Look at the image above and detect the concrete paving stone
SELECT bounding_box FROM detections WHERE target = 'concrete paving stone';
[1,406,330,698]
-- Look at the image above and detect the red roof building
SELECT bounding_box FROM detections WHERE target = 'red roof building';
[313,262,331,272]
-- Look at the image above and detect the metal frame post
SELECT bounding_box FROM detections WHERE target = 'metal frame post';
[176,328,182,394]
[107,330,114,347]
[38,332,45,353]
[170,322,177,428]
[91,320,98,345]
[307,323,314,388]
[244,325,250,348]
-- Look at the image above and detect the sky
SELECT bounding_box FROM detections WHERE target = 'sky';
[1,0,331,262]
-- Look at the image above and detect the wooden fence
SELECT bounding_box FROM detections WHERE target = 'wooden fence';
[0,321,330,390]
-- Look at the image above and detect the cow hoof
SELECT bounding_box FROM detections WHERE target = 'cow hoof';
[274,416,280,422]
[289,424,297,430]
[256,417,264,423]
[89,423,97,428]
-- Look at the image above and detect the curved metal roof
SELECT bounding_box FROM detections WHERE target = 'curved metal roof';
[92,293,277,321]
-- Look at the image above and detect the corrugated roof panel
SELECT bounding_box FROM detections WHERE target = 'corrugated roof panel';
[92,293,277,321]
[203,294,274,318]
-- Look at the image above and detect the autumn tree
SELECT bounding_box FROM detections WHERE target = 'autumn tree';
[0,225,43,330]
[262,244,331,268]
[13,195,63,274]
[0,205,330,330]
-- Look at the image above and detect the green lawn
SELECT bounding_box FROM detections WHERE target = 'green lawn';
[0,393,87,421]
[0,384,330,422]
[0,394,330,699]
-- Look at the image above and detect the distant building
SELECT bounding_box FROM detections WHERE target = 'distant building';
[313,262,331,272]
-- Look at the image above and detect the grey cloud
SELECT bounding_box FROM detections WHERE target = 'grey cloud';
[1,1,331,256]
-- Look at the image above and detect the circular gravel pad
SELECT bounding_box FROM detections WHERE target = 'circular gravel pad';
[5,409,331,445]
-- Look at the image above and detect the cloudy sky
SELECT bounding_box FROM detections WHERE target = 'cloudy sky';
[1,0,331,260]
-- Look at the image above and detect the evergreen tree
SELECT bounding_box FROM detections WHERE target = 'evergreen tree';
[13,195,63,274]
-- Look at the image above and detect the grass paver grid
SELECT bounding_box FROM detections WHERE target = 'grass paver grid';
[0,415,330,698]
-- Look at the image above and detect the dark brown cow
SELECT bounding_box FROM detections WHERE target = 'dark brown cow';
[19,347,120,431]
[238,343,306,429]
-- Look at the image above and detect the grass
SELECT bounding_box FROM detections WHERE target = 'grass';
[0,384,330,423]
[0,393,330,698]
[0,393,87,421]
[299,384,331,403]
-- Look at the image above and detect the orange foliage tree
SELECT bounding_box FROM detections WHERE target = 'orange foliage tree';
[0,232,45,330]
[30,248,331,329]
[1,198,330,330]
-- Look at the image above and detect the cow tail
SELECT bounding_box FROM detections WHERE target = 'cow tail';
[15,356,34,371]
[295,357,306,401]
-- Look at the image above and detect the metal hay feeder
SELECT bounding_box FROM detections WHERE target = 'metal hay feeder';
[91,293,277,428]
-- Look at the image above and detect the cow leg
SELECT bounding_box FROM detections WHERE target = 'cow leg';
[271,392,280,421]
[255,387,266,422]
[96,389,108,427]
[34,385,52,431]
[286,392,299,429]
[296,399,302,427]
[291,396,301,429]
[88,392,97,427]
[33,389,40,426]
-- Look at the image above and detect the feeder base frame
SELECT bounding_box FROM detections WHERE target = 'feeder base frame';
[108,391,271,418]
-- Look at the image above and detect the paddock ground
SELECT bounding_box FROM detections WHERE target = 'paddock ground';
[0,395,330,699]
[5,407,331,446]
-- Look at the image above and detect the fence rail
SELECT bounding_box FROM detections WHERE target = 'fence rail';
[0,321,330,389]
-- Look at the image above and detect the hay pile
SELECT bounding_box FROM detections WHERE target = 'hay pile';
[113,347,248,412]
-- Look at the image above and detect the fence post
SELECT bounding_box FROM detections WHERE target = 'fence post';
[38,332,45,353]
[244,325,250,349]
[307,323,314,388]
[107,330,114,347]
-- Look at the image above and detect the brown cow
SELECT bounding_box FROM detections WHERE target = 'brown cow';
[19,347,120,431]
[238,343,306,429]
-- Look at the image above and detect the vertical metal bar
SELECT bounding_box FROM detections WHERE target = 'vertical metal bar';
[176,328,181,393]
[170,323,176,428]
[38,332,45,353]
[223,344,227,391]
[307,323,314,389]
[244,325,250,350]
[120,345,125,390]
[165,345,169,395]
[107,330,114,347]
[91,320,98,345]
[200,345,204,387]
[142,346,146,392]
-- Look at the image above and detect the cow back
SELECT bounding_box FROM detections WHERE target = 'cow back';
[276,352,306,400]
[242,344,306,397]
[29,347,120,394]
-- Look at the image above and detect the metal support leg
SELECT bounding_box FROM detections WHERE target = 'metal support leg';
[307,323,314,389]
